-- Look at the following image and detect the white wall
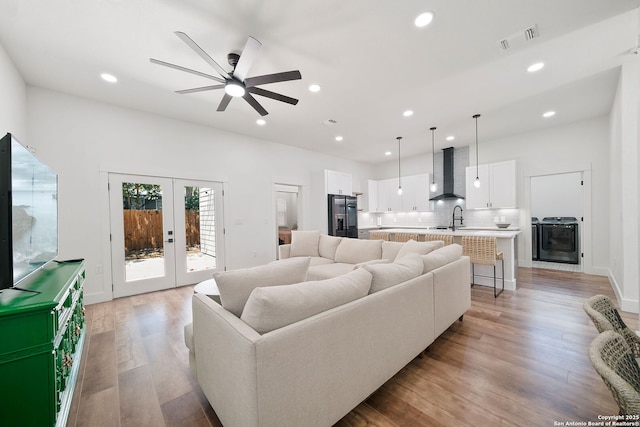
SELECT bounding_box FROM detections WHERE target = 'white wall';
[26,87,374,304]
[609,57,640,313]
[530,172,583,220]
[0,42,27,139]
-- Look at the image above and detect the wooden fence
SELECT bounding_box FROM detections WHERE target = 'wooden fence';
[124,210,200,252]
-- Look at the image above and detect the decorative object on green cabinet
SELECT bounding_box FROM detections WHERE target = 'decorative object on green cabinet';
[0,260,86,427]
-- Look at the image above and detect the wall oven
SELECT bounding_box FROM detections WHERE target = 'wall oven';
[538,217,579,264]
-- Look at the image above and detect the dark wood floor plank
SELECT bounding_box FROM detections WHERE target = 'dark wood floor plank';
[67,268,638,427]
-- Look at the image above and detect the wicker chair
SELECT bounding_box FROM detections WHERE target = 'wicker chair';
[368,231,390,241]
[422,234,454,246]
[584,295,640,358]
[391,232,419,243]
[461,236,504,298]
[589,331,640,415]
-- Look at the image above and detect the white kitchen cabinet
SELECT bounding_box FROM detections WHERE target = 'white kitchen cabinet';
[366,174,432,212]
[465,160,516,209]
[377,178,402,212]
[367,180,379,212]
[401,173,431,211]
[325,170,352,195]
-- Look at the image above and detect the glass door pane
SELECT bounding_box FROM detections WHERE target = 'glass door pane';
[174,179,225,286]
[110,174,175,298]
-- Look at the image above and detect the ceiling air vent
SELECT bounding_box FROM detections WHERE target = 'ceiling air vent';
[497,25,539,51]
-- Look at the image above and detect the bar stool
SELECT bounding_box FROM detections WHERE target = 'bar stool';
[422,234,454,246]
[391,232,419,243]
[369,230,390,241]
[461,236,504,298]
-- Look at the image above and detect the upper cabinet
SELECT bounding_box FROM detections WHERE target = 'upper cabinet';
[465,160,516,209]
[401,173,431,212]
[325,170,352,195]
[367,173,432,212]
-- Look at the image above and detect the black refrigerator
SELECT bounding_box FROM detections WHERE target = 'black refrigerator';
[328,195,358,238]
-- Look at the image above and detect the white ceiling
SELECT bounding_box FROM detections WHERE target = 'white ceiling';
[0,0,637,164]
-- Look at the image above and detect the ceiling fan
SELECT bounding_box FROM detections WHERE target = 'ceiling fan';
[150,32,302,116]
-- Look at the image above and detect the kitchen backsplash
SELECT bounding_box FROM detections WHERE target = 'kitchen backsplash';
[359,199,520,229]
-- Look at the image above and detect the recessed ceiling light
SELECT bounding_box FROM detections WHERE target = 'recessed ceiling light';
[385,151,392,156]
[415,12,435,28]
[543,111,556,118]
[527,62,544,73]
[100,73,118,83]
[403,110,414,117]
[335,136,343,142]
[256,119,266,125]
[446,136,455,141]
[309,84,321,92]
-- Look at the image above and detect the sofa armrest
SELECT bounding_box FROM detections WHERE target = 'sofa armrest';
[278,244,291,259]
[431,256,471,337]
[192,294,262,427]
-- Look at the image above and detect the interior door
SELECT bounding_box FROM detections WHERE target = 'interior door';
[109,174,225,298]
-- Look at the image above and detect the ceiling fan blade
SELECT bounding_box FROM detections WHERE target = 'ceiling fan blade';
[150,58,225,83]
[176,84,225,95]
[244,70,302,88]
[248,87,299,105]
[174,31,231,79]
[233,36,261,82]
[242,93,268,116]
[217,93,233,112]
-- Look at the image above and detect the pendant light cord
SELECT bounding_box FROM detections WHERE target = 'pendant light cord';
[430,127,436,190]
[473,114,481,180]
[397,137,402,191]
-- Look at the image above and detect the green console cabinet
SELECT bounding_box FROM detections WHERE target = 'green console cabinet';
[0,260,86,427]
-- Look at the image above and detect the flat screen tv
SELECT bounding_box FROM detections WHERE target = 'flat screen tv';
[0,132,58,291]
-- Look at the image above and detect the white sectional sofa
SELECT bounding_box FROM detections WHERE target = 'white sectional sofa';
[185,231,471,427]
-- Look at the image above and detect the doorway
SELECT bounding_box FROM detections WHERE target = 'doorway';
[109,173,225,298]
[530,171,583,273]
[274,184,301,251]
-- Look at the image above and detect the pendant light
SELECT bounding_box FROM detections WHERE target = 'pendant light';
[473,114,481,188]
[429,127,437,193]
[397,136,403,195]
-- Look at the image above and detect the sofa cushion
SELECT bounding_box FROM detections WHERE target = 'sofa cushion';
[364,253,424,293]
[421,243,463,274]
[240,268,373,334]
[334,238,383,264]
[395,239,443,261]
[307,263,354,281]
[290,230,320,257]
[309,256,335,267]
[215,257,311,317]
[382,241,404,261]
[318,234,342,260]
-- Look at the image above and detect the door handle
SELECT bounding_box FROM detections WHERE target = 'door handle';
[165,238,174,243]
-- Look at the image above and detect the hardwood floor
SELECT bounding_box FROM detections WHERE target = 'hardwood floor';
[67,268,638,427]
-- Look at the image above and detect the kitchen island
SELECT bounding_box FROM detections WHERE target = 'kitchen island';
[378,227,521,291]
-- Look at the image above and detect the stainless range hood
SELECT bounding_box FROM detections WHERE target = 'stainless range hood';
[429,147,465,201]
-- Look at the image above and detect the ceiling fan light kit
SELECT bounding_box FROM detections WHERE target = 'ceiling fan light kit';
[150,31,301,116]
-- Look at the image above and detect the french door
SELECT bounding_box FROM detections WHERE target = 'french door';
[109,173,225,298]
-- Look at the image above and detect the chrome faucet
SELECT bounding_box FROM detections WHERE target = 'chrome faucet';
[452,205,463,231]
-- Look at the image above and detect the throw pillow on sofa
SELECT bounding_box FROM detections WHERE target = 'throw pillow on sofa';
[318,234,342,260]
[215,257,311,317]
[290,230,320,257]
[394,239,443,261]
[240,268,373,334]
[382,241,404,261]
[334,238,383,264]
[364,253,424,293]
[421,243,463,273]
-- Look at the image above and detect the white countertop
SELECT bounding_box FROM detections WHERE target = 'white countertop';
[370,227,521,239]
